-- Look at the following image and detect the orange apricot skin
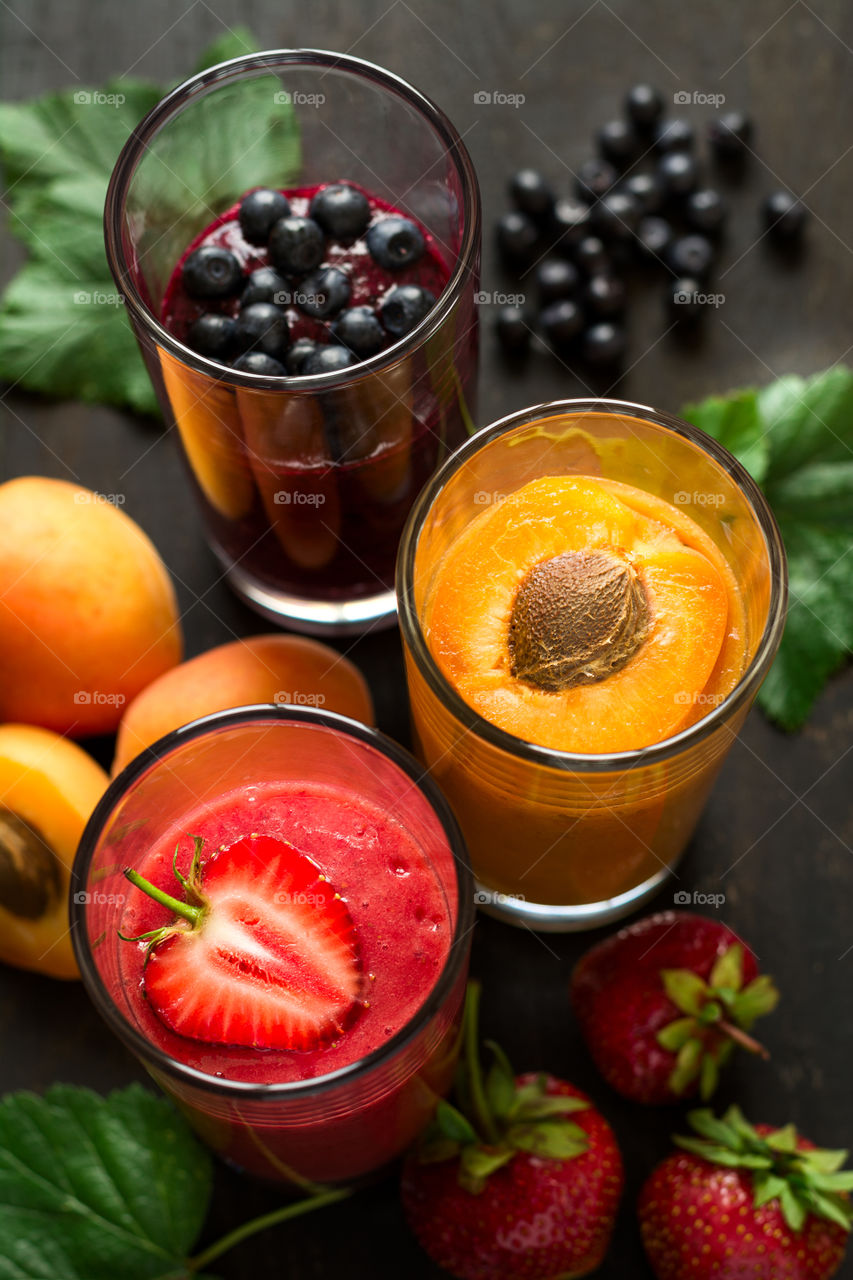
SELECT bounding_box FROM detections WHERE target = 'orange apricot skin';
[0,724,108,979]
[112,633,374,776]
[0,477,183,737]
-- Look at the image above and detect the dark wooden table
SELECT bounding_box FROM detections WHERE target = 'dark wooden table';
[3,2,853,1276]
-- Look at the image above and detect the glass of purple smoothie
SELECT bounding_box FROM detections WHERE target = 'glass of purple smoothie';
[105,51,481,634]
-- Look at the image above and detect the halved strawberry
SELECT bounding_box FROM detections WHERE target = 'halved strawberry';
[121,833,364,1051]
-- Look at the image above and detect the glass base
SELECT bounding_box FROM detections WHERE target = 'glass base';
[213,546,398,636]
[474,861,680,932]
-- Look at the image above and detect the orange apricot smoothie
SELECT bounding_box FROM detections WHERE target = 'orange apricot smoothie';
[398,401,786,930]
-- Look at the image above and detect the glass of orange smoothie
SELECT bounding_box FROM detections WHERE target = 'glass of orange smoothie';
[397,399,787,931]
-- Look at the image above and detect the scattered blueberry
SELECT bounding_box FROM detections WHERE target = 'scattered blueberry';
[591,191,640,241]
[685,188,727,235]
[366,215,426,270]
[708,111,753,160]
[536,258,580,303]
[496,209,540,264]
[668,234,715,279]
[296,266,352,319]
[185,313,236,360]
[182,246,242,300]
[233,302,290,359]
[585,274,627,318]
[668,276,705,320]
[625,84,664,130]
[582,321,626,365]
[495,306,531,355]
[623,171,664,216]
[653,118,695,152]
[509,169,555,220]
[598,119,638,168]
[309,183,371,240]
[574,235,612,276]
[658,150,699,199]
[379,284,436,338]
[303,344,358,375]
[551,199,592,254]
[540,298,584,349]
[241,267,290,308]
[762,191,808,241]
[574,158,618,203]
[331,306,386,358]
[635,215,675,261]
[238,188,291,245]
[268,216,326,277]
[284,337,318,375]
[233,351,287,375]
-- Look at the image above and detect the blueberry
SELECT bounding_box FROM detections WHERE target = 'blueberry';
[495,306,531,355]
[233,351,287,375]
[575,158,618,203]
[367,215,426,270]
[550,199,592,254]
[597,119,638,167]
[635,215,675,261]
[582,322,626,365]
[708,111,753,159]
[591,191,640,241]
[508,169,555,221]
[574,235,612,276]
[536,258,580,303]
[668,277,706,321]
[540,299,584,349]
[685,188,727,235]
[296,266,351,319]
[185,313,236,360]
[668,234,715,279]
[762,191,808,241]
[182,246,242,300]
[625,84,664,129]
[623,171,664,216]
[309,183,371,241]
[240,267,290,308]
[238,188,291,245]
[304,344,358,375]
[285,337,318,375]
[658,151,699,199]
[233,302,290,359]
[496,209,540,264]
[331,306,386,358]
[585,274,627,318]
[653,118,695,152]
[268,216,326,277]
[379,285,436,339]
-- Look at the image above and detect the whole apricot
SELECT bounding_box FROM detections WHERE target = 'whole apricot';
[0,477,183,736]
[112,633,374,775]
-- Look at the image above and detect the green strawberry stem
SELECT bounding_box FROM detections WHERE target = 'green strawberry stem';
[123,867,203,926]
[463,982,500,1145]
[718,1017,769,1059]
[187,1187,353,1270]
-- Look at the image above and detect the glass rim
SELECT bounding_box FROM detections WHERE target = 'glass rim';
[70,704,475,1100]
[396,396,788,773]
[103,48,481,392]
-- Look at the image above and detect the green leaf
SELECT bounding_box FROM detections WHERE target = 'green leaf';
[753,1172,788,1209]
[779,1182,807,1233]
[682,389,770,484]
[684,1109,743,1148]
[709,943,744,994]
[434,1099,479,1146]
[0,1083,213,1280]
[668,1038,703,1095]
[803,1148,850,1176]
[804,1190,853,1231]
[765,1123,799,1154]
[193,25,260,73]
[661,968,708,1016]
[731,975,781,1028]
[699,1052,719,1101]
[484,1046,516,1120]
[513,1094,589,1122]
[507,1121,588,1161]
[458,1145,514,1194]
[656,1017,698,1052]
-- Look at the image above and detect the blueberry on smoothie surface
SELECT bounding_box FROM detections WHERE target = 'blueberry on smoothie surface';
[238,188,291,245]
[366,216,426,270]
[181,246,243,300]
[309,183,371,240]
[185,313,237,360]
[297,266,352,319]
[268,216,326,277]
[233,303,290,360]
[332,307,386,359]
[379,285,436,339]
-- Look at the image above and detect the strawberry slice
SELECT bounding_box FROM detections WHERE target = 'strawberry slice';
[121,833,364,1051]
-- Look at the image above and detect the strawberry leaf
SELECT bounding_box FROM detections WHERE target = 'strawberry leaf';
[804,1149,850,1176]
[0,1083,214,1280]
[458,1145,514,1194]
[434,1099,479,1147]
[709,943,744,993]
[753,1172,788,1208]
[731,975,780,1027]
[699,1053,719,1102]
[669,1038,703,1095]
[656,1017,697,1052]
[765,1124,799,1154]
[779,1183,807,1233]
[661,969,708,1016]
[507,1120,588,1161]
[484,1045,516,1120]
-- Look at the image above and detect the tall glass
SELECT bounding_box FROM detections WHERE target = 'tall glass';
[105,52,480,634]
[398,399,787,931]
[70,707,474,1184]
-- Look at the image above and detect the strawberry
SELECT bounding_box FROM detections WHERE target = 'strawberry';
[571,910,779,1104]
[121,833,364,1050]
[639,1105,852,1279]
[401,983,623,1279]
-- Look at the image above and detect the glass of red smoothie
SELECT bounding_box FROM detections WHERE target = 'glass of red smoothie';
[104,51,480,635]
[70,706,474,1185]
